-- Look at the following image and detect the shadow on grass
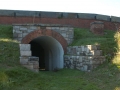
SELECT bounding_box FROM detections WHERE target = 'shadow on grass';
[0,40,20,68]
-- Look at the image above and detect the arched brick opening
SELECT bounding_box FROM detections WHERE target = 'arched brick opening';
[21,29,68,71]
[21,29,68,53]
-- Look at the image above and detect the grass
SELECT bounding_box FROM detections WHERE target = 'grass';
[71,28,118,62]
[0,25,120,90]
[71,28,116,46]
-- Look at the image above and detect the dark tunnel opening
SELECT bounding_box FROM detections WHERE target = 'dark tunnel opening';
[29,36,64,71]
[29,41,46,70]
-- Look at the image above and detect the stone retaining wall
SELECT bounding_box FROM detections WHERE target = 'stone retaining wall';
[19,44,39,72]
[13,24,74,44]
[64,45,105,71]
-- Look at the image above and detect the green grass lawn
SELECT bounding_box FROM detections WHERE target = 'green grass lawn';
[0,25,120,90]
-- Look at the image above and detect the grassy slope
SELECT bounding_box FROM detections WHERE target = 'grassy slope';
[0,25,120,90]
[71,28,118,62]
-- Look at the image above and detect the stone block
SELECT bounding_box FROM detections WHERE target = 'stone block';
[15,10,39,17]
[84,47,90,53]
[23,33,28,37]
[96,14,110,21]
[20,57,29,64]
[96,45,101,50]
[64,27,69,31]
[88,56,93,60]
[17,38,22,41]
[94,50,102,56]
[29,26,37,30]
[61,33,67,37]
[23,64,33,70]
[85,61,90,65]
[28,57,39,64]
[59,27,64,30]
[79,57,82,62]
[33,69,39,73]
[70,65,74,69]
[13,26,20,29]
[83,65,88,71]
[86,45,92,50]
[77,47,81,52]
[19,44,31,51]
[51,27,56,30]
[20,51,31,56]
[29,61,39,65]
[15,30,22,33]
[27,29,34,33]
[13,29,15,33]
[40,12,61,18]
[46,27,51,29]
[20,27,27,31]
[62,13,77,18]
[28,56,39,61]
[18,33,22,37]
[78,13,96,19]
[94,60,101,64]
[13,33,18,38]
[22,30,28,33]
[90,60,94,64]
[111,16,120,23]
[81,46,85,52]
[0,10,14,16]
[76,66,81,70]
[91,45,97,50]
[77,52,80,55]
[33,64,39,69]
[89,50,94,56]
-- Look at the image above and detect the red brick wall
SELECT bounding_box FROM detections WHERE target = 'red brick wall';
[1,16,120,30]
[21,29,68,53]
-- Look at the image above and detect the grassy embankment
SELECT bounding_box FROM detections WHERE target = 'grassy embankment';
[0,25,120,90]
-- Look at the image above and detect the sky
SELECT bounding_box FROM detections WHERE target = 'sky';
[0,0,120,17]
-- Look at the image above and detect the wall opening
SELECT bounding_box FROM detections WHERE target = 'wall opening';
[29,41,45,70]
[29,36,64,71]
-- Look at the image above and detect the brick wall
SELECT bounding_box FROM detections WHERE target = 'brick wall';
[0,16,119,30]
[0,10,120,30]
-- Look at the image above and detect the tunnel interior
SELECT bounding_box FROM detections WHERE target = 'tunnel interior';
[29,36,64,71]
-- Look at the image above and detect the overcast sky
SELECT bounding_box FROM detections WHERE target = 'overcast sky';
[0,0,120,17]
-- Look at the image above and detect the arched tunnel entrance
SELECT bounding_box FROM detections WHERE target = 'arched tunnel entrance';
[29,36,64,71]
[21,29,68,71]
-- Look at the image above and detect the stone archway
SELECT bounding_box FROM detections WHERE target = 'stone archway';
[21,29,68,53]
[21,29,68,71]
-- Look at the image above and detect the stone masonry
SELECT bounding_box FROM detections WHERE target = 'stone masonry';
[13,24,74,45]
[19,44,39,72]
[64,45,105,71]
[13,25,106,72]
